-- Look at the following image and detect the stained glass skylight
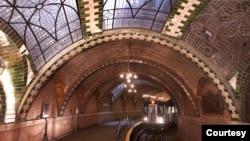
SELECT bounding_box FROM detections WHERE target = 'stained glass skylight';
[0,0,82,70]
[103,0,176,32]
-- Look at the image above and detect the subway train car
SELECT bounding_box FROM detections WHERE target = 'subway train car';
[142,100,176,129]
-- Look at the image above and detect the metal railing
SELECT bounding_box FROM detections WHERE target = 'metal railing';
[116,115,133,141]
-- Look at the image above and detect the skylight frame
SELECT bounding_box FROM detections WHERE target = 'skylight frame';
[0,0,82,70]
[103,0,176,32]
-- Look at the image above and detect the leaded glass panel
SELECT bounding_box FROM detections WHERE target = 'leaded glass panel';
[103,0,176,32]
[0,0,82,70]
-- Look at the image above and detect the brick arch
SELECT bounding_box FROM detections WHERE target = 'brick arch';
[99,93,113,112]
[135,98,144,110]
[242,81,250,122]
[18,29,240,120]
[60,60,193,116]
[228,57,250,113]
[124,98,135,111]
[236,58,250,93]
[77,75,119,114]
[97,83,121,113]
[0,82,6,122]
[0,21,29,122]
[0,19,23,48]
[53,73,65,109]
[197,77,226,116]
[114,98,123,111]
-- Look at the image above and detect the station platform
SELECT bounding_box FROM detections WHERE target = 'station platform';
[53,120,180,141]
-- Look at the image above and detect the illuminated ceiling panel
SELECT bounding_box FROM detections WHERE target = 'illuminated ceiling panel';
[103,0,176,32]
[0,0,82,70]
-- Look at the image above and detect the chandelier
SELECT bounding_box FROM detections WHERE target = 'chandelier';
[120,41,137,93]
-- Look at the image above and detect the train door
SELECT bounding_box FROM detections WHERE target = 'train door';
[148,104,157,124]
[157,102,165,124]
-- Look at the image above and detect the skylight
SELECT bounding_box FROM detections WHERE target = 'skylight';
[0,0,82,70]
[103,0,176,32]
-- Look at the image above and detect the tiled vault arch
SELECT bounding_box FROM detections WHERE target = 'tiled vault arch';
[18,29,240,120]
[60,61,193,116]
[0,20,33,121]
[228,57,250,106]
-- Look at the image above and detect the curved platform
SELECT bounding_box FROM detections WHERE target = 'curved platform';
[53,121,119,141]
[53,120,180,141]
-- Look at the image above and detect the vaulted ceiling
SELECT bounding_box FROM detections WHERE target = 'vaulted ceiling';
[0,0,249,122]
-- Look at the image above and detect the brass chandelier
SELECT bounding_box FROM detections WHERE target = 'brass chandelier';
[120,41,137,93]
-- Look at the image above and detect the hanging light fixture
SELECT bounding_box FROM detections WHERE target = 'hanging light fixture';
[120,41,137,93]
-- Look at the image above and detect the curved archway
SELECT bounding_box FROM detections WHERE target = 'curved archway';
[18,29,240,120]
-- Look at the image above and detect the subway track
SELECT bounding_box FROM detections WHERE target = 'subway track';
[130,122,180,141]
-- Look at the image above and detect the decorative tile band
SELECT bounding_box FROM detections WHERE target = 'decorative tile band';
[79,0,102,36]
[163,0,208,37]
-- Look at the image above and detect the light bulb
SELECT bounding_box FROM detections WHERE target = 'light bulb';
[133,74,137,79]
[126,75,129,79]
[128,73,132,77]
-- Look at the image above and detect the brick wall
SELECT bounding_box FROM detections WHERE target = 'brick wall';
[177,114,232,141]
[26,81,58,120]
[0,111,141,141]
[0,77,142,141]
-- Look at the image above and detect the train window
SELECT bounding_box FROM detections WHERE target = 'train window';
[168,107,172,114]
[148,105,157,123]
[144,107,148,112]
[158,106,164,116]
[172,106,175,113]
